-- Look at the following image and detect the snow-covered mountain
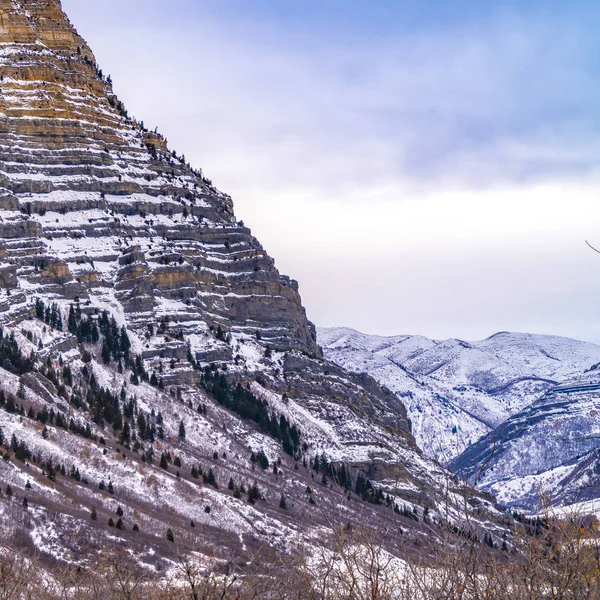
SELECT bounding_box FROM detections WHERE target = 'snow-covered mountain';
[0,0,507,574]
[451,369,600,510]
[319,328,600,463]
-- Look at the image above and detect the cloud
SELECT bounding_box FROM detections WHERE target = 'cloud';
[66,1,600,193]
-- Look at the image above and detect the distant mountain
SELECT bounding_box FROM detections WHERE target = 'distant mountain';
[451,369,600,510]
[319,328,600,463]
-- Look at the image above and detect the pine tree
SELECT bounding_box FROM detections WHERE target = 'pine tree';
[116,506,124,517]
[120,421,131,446]
[5,484,12,496]
[206,468,217,488]
[166,528,175,543]
[101,339,111,364]
[178,420,186,440]
[35,299,45,320]
[120,326,131,362]
[137,413,147,440]
[47,463,56,482]
[248,482,260,504]
[68,305,77,335]
[116,518,124,530]
[279,494,287,510]
[5,395,16,414]
[228,477,235,491]
[108,518,115,527]
[160,453,169,470]
[91,507,98,521]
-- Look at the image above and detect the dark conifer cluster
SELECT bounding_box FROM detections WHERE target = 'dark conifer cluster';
[0,329,34,375]
[201,370,302,458]
[35,299,63,331]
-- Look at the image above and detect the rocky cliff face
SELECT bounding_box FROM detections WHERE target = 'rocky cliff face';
[0,0,319,358]
[0,0,508,572]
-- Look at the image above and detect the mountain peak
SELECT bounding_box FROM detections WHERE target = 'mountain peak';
[1,1,86,52]
[0,0,323,356]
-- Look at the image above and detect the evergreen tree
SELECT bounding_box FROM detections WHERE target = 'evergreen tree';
[35,298,45,320]
[137,413,147,440]
[120,421,131,446]
[101,339,111,364]
[116,518,124,530]
[46,463,56,481]
[178,420,186,440]
[160,453,169,470]
[91,507,98,521]
[279,494,287,510]
[68,305,77,335]
[166,528,175,543]
[247,482,260,504]
[120,327,131,363]
[5,395,16,414]
[206,468,217,488]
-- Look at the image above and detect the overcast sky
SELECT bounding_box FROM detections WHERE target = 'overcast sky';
[63,0,600,343]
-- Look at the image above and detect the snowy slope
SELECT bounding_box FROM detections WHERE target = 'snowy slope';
[451,369,600,510]
[319,328,600,462]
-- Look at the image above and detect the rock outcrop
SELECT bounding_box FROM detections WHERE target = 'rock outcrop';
[0,0,318,358]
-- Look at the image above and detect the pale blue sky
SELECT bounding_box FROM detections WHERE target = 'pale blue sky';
[63,0,600,343]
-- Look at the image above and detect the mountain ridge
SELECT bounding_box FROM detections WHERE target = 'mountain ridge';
[319,326,600,462]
